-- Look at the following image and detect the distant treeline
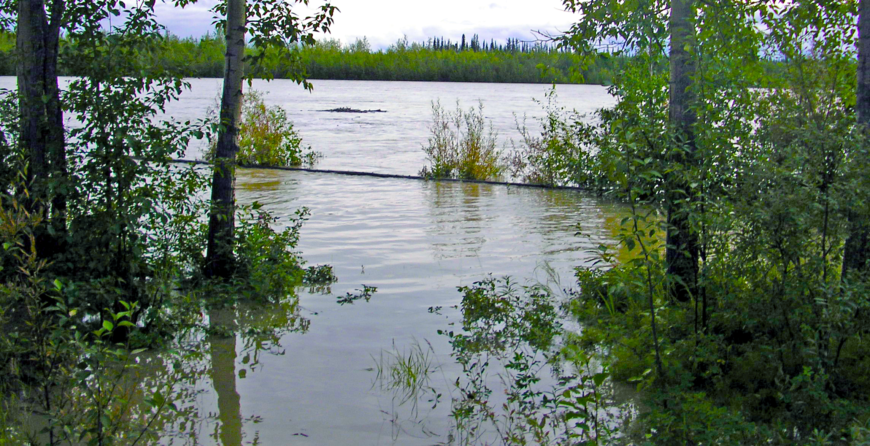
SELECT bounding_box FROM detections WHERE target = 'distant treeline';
[297,36,623,84]
[0,32,625,85]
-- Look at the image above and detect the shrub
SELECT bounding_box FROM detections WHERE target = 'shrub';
[509,88,602,187]
[207,90,320,167]
[232,203,308,301]
[420,100,505,181]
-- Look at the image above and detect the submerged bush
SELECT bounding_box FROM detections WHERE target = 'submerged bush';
[440,276,625,445]
[420,100,505,181]
[509,88,606,188]
[207,90,320,167]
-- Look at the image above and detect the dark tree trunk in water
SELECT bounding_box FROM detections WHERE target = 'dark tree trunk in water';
[206,0,246,279]
[17,0,66,236]
[665,0,699,302]
[843,0,870,279]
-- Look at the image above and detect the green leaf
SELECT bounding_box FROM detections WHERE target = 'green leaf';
[103,320,114,332]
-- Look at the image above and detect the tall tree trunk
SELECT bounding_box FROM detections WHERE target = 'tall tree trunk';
[206,0,246,279]
[17,0,66,236]
[665,0,699,302]
[843,0,870,279]
[45,0,65,235]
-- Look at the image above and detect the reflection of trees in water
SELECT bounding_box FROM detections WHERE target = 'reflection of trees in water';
[425,182,495,259]
[208,310,242,446]
[521,188,591,254]
[235,169,302,217]
[237,168,286,192]
[204,298,309,445]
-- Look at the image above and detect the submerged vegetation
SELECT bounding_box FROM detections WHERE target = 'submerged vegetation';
[420,100,505,181]
[509,89,603,188]
[420,89,606,187]
[205,90,319,167]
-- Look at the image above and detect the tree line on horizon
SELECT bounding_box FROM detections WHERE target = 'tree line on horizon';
[0,30,628,84]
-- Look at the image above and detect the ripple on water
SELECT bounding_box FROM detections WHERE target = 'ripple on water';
[211,169,625,444]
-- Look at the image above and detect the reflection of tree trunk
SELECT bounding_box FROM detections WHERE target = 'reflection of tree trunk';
[844,0,870,279]
[206,0,246,279]
[666,0,699,302]
[208,309,243,445]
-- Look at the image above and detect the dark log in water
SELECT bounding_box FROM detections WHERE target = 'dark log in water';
[166,158,599,192]
[318,107,387,113]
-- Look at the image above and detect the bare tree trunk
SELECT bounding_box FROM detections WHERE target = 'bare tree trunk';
[665,0,699,303]
[17,0,66,236]
[843,0,870,279]
[206,0,246,279]
[46,0,65,235]
[18,0,49,201]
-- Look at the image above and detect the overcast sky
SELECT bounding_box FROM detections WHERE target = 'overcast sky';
[153,0,578,49]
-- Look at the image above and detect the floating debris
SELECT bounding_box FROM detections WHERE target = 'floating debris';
[319,107,387,113]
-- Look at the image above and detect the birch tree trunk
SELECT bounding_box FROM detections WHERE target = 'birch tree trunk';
[206,0,246,279]
[665,0,699,302]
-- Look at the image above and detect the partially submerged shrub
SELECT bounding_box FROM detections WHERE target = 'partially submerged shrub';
[303,264,337,285]
[509,88,603,187]
[233,203,308,301]
[439,276,624,444]
[420,100,505,181]
[207,90,321,167]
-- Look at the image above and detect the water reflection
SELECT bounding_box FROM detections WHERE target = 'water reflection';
[202,297,310,445]
[173,170,630,445]
[207,309,243,445]
[237,169,285,192]
[425,182,494,260]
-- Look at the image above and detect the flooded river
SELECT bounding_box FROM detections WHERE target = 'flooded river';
[0,77,623,444]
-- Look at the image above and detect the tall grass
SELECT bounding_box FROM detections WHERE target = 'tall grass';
[372,339,439,417]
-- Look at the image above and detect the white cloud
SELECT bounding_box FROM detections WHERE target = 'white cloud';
[153,0,576,48]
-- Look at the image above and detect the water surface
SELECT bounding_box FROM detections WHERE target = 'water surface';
[0,77,624,444]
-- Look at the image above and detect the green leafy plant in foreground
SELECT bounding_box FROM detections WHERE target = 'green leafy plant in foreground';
[557,0,870,442]
[232,203,309,302]
[0,190,203,445]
